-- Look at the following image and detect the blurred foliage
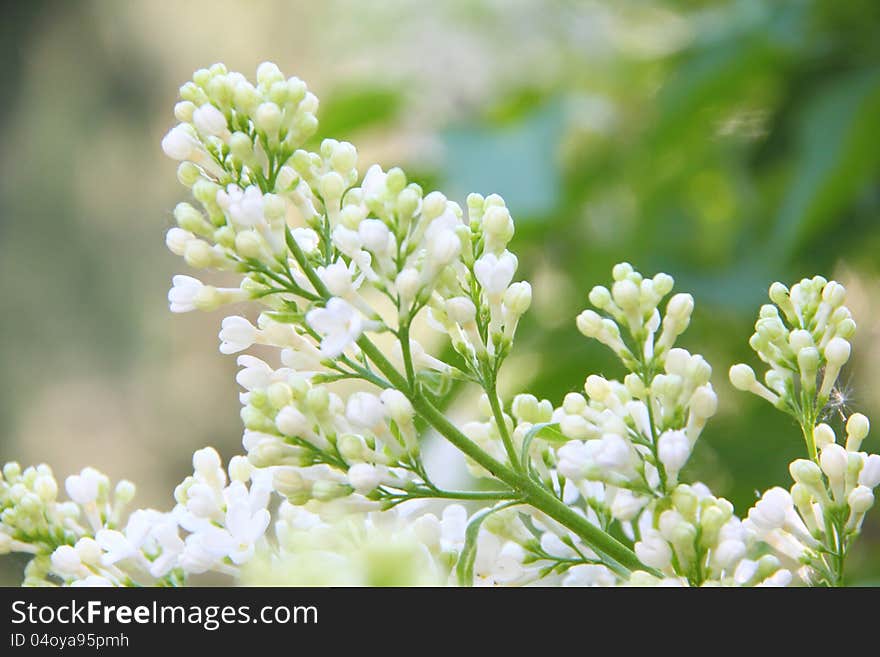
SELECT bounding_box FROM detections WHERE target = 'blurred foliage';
[1,0,879,583]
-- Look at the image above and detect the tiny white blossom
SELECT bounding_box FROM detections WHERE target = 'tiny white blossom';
[306,298,364,357]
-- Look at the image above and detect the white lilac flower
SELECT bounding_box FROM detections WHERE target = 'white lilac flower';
[306,298,365,357]
[219,316,259,354]
[474,251,517,300]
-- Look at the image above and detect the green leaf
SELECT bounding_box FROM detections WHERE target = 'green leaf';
[520,422,564,472]
[455,501,519,587]
[312,86,402,141]
[770,67,880,258]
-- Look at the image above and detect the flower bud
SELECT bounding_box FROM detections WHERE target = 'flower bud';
[193,103,228,138]
[562,392,586,414]
[588,285,612,310]
[657,430,690,477]
[848,485,874,513]
[611,279,640,311]
[824,337,851,366]
[689,386,718,419]
[612,262,633,281]
[228,455,253,482]
[504,282,532,315]
[114,480,136,505]
[446,297,477,325]
[320,171,345,200]
[858,454,880,488]
[819,443,848,482]
[813,423,836,449]
[255,102,282,135]
[276,406,310,437]
[347,463,382,494]
[846,413,870,452]
[729,364,757,391]
[380,389,414,425]
[790,458,822,485]
[635,531,672,570]
[576,310,603,338]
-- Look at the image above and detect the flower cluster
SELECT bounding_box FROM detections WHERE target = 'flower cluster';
[1,62,877,587]
[725,279,879,585]
[632,484,791,586]
[729,276,855,454]
[745,413,878,585]
[0,448,275,587]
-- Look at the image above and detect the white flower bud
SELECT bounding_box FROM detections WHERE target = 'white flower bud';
[657,430,690,477]
[789,329,813,352]
[347,463,382,494]
[426,230,461,269]
[813,423,836,449]
[396,268,420,305]
[161,124,200,160]
[822,281,846,306]
[65,469,103,505]
[474,252,517,297]
[729,364,757,391]
[559,415,592,440]
[848,485,874,513]
[510,395,538,424]
[576,310,603,338]
[846,413,870,452]
[330,141,357,172]
[320,261,355,297]
[51,545,83,577]
[255,102,282,134]
[611,262,633,281]
[219,316,258,354]
[483,206,514,250]
[790,459,823,486]
[446,297,477,325]
[346,392,385,430]
[562,392,587,414]
[611,279,640,311]
[819,443,848,482]
[228,455,253,483]
[276,406,310,436]
[34,475,58,502]
[320,171,345,200]
[635,531,672,570]
[609,490,645,521]
[665,293,694,323]
[588,285,612,310]
[503,282,532,315]
[858,454,880,488]
[165,228,195,256]
[174,101,195,122]
[380,389,414,425]
[113,480,136,505]
[358,219,391,254]
[748,489,790,532]
[824,337,851,366]
[193,103,228,137]
[714,539,746,569]
[689,385,718,419]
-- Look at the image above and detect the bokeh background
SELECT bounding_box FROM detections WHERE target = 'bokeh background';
[2,0,880,584]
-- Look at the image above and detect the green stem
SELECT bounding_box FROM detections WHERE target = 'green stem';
[801,421,818,463]
[398,363,649,577]
[386,488,517,503]
[286,224,652,578]
[399,320,416,386]
[483,368,523,473]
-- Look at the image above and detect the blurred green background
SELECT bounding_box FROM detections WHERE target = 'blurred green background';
[2,0,880,584]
